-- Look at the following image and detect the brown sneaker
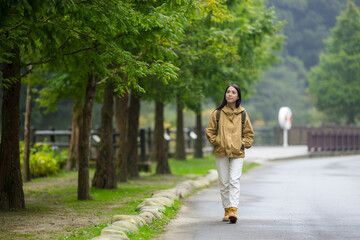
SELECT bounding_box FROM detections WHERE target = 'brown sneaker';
[222,208,230,221]
[229,207,237,223]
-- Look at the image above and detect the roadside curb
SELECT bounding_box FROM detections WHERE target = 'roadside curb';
[91,170,219,240]
[246,151,360,164]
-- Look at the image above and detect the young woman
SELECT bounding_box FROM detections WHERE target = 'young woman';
[206,84,254,224]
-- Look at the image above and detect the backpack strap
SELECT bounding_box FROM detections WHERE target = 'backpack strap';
[241,110,246,138]
[215,110,221,136]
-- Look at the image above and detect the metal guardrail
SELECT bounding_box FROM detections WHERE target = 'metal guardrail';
[307,130,360,152]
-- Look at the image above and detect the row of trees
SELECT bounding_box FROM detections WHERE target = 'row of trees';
[0,0,283,211]
[245,0,360,126]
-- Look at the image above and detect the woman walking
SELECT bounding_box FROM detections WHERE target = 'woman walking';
[206,84,254,223]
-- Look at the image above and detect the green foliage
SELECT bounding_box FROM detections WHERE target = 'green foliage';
[19,142,68,178]
[172,0,284,114]
[308,1,360,124]
[268,0,360,69]
[244,56,316,126]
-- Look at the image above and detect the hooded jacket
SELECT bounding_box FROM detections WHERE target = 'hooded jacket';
[206,105,254,158]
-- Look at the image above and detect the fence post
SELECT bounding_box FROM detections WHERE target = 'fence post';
[307,130,312,151]
[330,131,335,151]
[139,129,146,163]
[50,126,55,143]
[341,132,346,151]
[68,126,72,142]
[165,128,170,153]
[30,127,36,147]
[185,128,191,149]
[349,132,354,151]
[147,127,152,154]
[325,131,331,151]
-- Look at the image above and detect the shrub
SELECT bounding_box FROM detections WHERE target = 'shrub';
[20,142,68,178]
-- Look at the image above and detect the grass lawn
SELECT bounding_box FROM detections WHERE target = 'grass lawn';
[0,154,258,240]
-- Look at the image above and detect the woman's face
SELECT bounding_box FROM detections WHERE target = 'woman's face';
[225,86,239,105]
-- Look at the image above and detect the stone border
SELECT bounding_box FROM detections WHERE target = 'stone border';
[91,170,219,240]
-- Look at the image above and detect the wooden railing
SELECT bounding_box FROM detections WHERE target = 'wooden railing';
[307,130,360,152]
[30,127,202,161]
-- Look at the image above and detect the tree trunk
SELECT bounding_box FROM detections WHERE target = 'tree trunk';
[66,99,82,171]
[78,74,96,200]
[194,113,203,158]
[92,81,117,189]
[23,83,32,182]
[155,101,171,174]
[0,47,25,211]
[175,100,186,160]
[115,93,129,182]
[126,92,140,179]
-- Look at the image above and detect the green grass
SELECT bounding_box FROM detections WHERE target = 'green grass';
[1,154,259,240]
[127,200,182,240]
[168,154,217,175]
[61,223,109,240]
[154,154,259,176]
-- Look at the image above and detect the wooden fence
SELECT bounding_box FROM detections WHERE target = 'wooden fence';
[307,129,360,152]
[30,125,360,158]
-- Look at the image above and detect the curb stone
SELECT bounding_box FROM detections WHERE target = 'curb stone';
[91,169,218,240]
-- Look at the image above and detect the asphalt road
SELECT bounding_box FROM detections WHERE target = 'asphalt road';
[158,155,360,240]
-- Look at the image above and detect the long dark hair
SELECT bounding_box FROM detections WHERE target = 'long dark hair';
[216,84,242,110]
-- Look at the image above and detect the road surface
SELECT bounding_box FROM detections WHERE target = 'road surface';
[158,155,360,240]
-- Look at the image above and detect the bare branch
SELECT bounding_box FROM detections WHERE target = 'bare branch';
[26,43,99,66]
[97,68,124,85]
[62,46,95,56]
[1,22,25,33]
[135,51,143,60]
[21,69,33,78]
[26,58,52,67]
[59,37,72,49]
[38,20,94,39]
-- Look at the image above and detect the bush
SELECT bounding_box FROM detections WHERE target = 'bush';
[20,142,68,178]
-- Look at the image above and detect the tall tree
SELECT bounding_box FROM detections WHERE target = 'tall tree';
[308,1,360,124]
[22,81,32,182]
[66,98,82,171]
[0,47,25,210]
[175,97,186,160]
[154,101,171,174]
[77,74,96,200]
[0,0,74,210]
[172,0,283,157]
[126,91,141,178]
[92,81,117,189]
[130,0,198,174]
[115,92,129,182]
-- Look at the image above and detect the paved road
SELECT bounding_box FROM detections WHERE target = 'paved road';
[158,155,360,240]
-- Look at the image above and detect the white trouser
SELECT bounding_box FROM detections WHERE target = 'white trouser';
[215,156,244,208]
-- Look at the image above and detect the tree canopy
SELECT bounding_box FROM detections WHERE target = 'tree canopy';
[268,0,360,69]
[308,1,360,124]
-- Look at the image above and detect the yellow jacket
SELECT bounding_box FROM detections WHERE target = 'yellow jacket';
[206,105,254,158]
